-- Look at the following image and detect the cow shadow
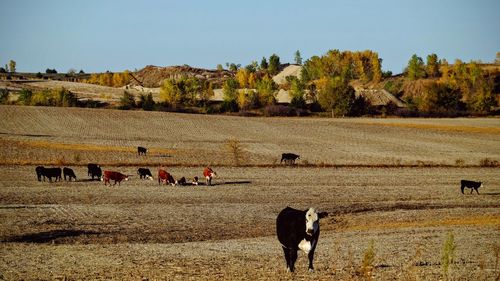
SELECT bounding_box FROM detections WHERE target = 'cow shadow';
[482,192,500,196]
[209,181,252,186]
[2,229,100,243]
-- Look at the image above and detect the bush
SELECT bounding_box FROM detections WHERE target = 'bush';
[0,89,9,104]
[263,105,296,117]
[119,91,136,110]
[479,158,499,167]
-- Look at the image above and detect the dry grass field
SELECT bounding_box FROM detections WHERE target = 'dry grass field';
[0,105,499,280]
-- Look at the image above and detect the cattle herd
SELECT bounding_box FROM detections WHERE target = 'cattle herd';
[35,164,216,187]
[31,147,486,273]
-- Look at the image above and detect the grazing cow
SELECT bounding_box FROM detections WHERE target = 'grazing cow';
[87,163,102,180]
[276,207,328,273]
[137,168,153,180]
[138,146,148,156]
[203,167,217,186]
[177,177,187,186]
[192,176,199,186]
[63,167,77,181]
[158,169,175,186]
[41,167,62,182]
[102,170,129,186]
[461,180,483,194]
[35,166,45,181]
[281,153,300,165]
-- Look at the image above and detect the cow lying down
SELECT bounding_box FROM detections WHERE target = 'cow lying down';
[276,207,328,273]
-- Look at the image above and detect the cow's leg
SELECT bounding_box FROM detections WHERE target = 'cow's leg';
[470,188,473,194]
[282,246,291,272]
[475,188,479,194]
[308,249,316,272]
[289,249,298,272]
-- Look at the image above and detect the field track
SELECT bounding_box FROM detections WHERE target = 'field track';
[0,105,499,280]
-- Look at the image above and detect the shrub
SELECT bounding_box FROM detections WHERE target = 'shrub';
[119,91,136,110]
[441,232,456,280]
[0,89,9,104]
[224,138,246,166]
[18,89,33,105]
[360,240,376,279]
[263,105,296,117]
[479,158,499,167]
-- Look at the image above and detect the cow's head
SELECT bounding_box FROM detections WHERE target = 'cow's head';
[305,208,328,236]
[147,175,153,180]
[124,176,129,181]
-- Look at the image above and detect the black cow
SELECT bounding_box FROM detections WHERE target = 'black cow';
[137,168,153,180]
[461,180,483,194]
[63,167,77,181]
[87,163,102,180]
[138,146,148,156]
[41,167,62,182]
[281,153,300,165]
[35,166,45,181]
[276,207,328,272]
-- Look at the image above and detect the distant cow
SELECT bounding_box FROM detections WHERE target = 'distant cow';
[138,146,148,156]
[137,168,153,180]
[192,176,199,186]
[276,207,328,272]
[102,170,129,186]
[461,180,483,194]
[158,169,175,186]
[203,167,217,186]
[63,167,77,181]
[35,166,45,181]
[41,167,62,182]
[177,177,187,186]
[87,163,102,180]
[281,153,300,165]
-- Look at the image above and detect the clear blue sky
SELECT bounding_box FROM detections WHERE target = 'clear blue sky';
[1,0,499,74]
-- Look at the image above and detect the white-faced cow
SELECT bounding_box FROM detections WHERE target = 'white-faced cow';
[41,167,62,182]
[276,207,328,272]
[461,180,483,194]
[137,168,153,180]
[35,166,45,181]
[138,146,148,156]
[203,167,217,186]
[87,163,102,180]
[63,167,77,181]
[281,153,300,165]
[102,170,129,186]
[158,169,175,186]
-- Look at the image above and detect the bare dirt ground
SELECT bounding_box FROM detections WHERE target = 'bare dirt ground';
[0,106,499,280]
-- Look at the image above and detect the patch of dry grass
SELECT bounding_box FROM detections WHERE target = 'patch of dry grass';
[359,121,500,134]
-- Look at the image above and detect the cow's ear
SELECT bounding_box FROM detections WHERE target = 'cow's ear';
[318,212,328,219]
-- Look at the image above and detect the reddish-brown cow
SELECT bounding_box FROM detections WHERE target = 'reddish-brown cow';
[102,170,129,186]
[203,167,217,186]
[158,169,175,185]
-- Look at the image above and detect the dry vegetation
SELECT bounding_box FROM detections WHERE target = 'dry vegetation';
[0,105,499,280]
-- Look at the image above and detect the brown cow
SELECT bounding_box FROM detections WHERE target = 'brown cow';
[158,169,175,186]
[203,167,217,186]
[102,170,129,186]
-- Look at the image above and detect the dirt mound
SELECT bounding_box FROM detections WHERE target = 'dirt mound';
[272,64,302,85]
[132,65,234,88]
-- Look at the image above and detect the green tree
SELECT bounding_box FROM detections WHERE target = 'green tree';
[8,60,16,73]
[268,54,281,75]
[54,87,77,107]
[260,57,268,71]
[119,91,136,110]
[255,76,277,106]
[426,53,440,78]
[18,89,33,105]
[289,77,306,108]
[160,79,182,108]
[216,64,224,71]
[199,80,214,106]
[222,78,239,103]
[294,50,302,65]
[317,76,355,117]
[407,54,426,80]
[139,93,155,111]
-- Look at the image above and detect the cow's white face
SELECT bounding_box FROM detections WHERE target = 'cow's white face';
[124,177,129,181]
[147,175,153,180]
[305,208,319,236]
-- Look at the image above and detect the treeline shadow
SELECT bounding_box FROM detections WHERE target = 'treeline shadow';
[2,229,101,243]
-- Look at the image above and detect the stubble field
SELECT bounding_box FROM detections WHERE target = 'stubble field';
[0,105,499,280]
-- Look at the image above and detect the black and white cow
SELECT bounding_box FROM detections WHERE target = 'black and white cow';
[137,168,153,180]
[138,146,148,156]
[63,167,77,181]
[276,207,328,272]
[461,179,483,194]
[281,153,300,165]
